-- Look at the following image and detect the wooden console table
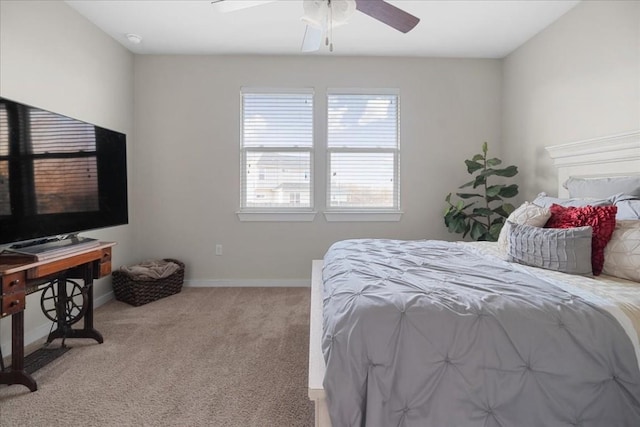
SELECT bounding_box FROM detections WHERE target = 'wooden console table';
[0,242,114,391]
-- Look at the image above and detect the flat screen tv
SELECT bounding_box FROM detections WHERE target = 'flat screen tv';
[0,97,128,247]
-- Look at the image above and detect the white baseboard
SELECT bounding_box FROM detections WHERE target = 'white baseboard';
[95,290,114,308]
[184,279,310,287]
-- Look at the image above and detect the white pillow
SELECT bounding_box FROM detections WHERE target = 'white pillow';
[532,192,612,208]
[614,199,640,220]
[564,176,640,199]
[603,220,640,282]
[497,202,552,255]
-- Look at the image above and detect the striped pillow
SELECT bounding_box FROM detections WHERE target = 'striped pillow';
[507,222,593,275]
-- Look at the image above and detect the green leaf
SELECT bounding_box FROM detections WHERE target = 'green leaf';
[498,184,519,198]
[470,221,486,240]
[445,193,451,203]
[444,211,452,225]
[472,175,486,188]
[486,158,502,167]
[502,203,515,215]
[459,179,476,189]
[488,223,503,241]
[486,195,502,203]
[493,206,510,218]
[461,221,471,235]
[448,215,468,234]
[456,200,464,210]
[444,211,453,227]
[491,217,505,226]
[462,222,471,238]
[493,165,518,177]
[471,154,484,162]
[485,185,503,197]
[479,232,493,242]
[472,207,493,217]
[476,168,499,179]
[465,160,484,174]
[456,192,483,199]
[482,142,488,154]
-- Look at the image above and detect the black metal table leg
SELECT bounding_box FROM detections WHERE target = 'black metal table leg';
[46,263,103,345]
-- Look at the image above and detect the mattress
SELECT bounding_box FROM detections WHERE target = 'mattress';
[322,239,640,427]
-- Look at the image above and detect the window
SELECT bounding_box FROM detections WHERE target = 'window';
[326,90,400,214]
[240,89,314,220]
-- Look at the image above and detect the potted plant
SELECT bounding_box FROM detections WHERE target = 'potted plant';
[444,142,519,241]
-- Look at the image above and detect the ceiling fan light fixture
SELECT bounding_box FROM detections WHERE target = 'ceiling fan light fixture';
[301,0,328,29]
[301,0,355,28]
[330,0,356,26]
[299,0,419,53]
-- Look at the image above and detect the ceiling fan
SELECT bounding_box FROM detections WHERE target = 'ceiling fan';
[211,0,420,52]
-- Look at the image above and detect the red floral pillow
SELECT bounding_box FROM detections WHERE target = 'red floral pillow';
[545,204,617,275]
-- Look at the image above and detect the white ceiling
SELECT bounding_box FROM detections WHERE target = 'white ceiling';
[65,0,580,58]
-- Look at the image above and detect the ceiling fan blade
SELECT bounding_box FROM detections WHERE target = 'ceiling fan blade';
[355,0,419,33]
[301,25,323,52]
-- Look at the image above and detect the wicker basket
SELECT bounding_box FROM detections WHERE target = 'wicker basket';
[112,259,185,306]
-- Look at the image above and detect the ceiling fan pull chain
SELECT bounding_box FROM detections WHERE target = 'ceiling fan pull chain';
[328,0,333,51]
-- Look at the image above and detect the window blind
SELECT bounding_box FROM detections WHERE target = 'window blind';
[327,92,399,209]
[0,106,99,215]
[241,91,314,210]
[29,109,99,214]
[0,104,9,215]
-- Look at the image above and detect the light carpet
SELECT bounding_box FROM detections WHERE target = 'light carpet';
[0,287,315,426]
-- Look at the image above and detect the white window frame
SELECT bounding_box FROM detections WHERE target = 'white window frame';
[237,87,316,222]
[324,88,402,222]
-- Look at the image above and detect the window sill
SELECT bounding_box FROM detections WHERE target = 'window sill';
[323,211,403,222]
[237,211,317,222]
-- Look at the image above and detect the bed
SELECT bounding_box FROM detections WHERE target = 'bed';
[308,131,640,427]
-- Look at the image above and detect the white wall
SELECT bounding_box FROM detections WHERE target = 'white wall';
[0,0,135,354]
[502,0,640,201]
[134,55,502,283]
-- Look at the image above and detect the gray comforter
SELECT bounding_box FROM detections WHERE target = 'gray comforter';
[322,239,640,427]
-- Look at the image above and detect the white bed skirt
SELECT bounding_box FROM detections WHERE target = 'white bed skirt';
[309,260,332,427]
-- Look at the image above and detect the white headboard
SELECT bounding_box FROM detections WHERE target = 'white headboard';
[546,131,640,197]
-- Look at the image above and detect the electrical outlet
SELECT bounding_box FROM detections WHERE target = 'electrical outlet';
[215,244,223,256]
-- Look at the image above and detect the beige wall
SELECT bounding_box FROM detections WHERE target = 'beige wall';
[502,0,640,201]
[133,55,502,283]
[0,0,135,353]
